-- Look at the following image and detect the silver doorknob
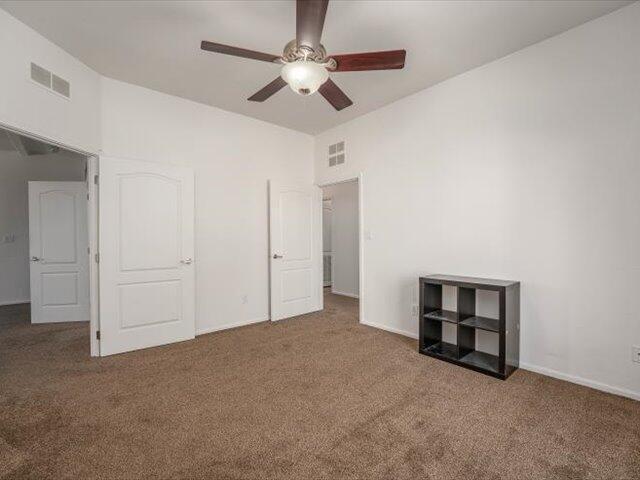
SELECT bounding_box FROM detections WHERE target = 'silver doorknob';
[31,256,41,262]
[273,254,283,259]
[180,258,192,265]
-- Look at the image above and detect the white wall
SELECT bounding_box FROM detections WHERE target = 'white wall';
[315,4,640,400]
[0,140,86,305]
[322,181,359,298]
[0,8,315,334]
[0,6,315,335]
[100,77,314,334]
[0,10,101,154]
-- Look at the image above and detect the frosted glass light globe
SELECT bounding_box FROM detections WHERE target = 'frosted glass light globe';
[281,60,329,96]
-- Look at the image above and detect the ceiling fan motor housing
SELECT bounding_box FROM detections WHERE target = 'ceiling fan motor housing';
[281,39,336,70]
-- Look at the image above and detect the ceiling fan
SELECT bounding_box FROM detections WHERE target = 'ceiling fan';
[201,0,406,111]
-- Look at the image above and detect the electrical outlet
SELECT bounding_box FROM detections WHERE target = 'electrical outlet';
[411,305,418,316]
[241,295,248,305]
[633,346,640,364]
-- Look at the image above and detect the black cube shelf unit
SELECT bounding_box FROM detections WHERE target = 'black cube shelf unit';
[419,274,520,380]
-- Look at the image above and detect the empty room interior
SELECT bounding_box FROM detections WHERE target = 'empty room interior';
[0,1,638,479]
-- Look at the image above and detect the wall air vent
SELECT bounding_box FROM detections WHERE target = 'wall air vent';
[30,62,51,88]
[52,74,70,98]
[30,62,71,99]
[328,141,345,167]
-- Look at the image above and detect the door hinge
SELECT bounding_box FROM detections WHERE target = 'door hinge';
[96,330,101,340]
[94,253,100,263]
[94,174,99,185]
[87,247,90,254]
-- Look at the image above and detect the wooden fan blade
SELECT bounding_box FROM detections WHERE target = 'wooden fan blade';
[296,0,329,50]
[248,77,287,102]
[318,79,353,111]
[330,50,406,72]
[201,41,281,63]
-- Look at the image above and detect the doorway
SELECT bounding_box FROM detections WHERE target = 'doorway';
[0,125,96,352]
[268,176,362,323]
[1,124,197,358]
[320,179,360,319]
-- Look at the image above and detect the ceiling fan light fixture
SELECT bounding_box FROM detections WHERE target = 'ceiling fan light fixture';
[201,0,406,109]
[281,60,329,96]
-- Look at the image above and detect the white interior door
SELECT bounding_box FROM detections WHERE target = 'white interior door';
[28,181,89,324]
[99,157,195,356]
[269,180,322,321]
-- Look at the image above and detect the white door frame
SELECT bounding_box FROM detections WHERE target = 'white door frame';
[316,173,364,324]
[0,121,100,357]
[87,156,99,356]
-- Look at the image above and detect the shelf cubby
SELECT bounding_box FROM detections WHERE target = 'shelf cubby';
[422,341,459,361]
[458,315,500,333]
[418,274,520,380]
[424,309,459,324]
[460,350,500,374]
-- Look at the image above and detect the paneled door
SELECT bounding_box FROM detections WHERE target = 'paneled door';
[99,157,195,356]
[28,181,89,324]
[269,180,322,321]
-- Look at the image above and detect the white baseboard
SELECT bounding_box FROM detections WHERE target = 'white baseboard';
[360,320,418,339]
[520,362,640,402]
[331,290,359,299]
[359,320,639,402]
[31,318,89,324]
[196,316,268,336]
[0,299,30,306]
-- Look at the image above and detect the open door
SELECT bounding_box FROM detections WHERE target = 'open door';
[99,157,195,356]
[28,181,89,323]
[269,180,322,321]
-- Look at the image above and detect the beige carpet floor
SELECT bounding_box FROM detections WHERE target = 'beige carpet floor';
[0,293,639,480]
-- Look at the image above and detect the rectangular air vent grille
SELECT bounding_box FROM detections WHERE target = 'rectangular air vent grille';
[30,62,70,99]
[52,74,70,97]
[328,141,345,167]
[30,62,51,88]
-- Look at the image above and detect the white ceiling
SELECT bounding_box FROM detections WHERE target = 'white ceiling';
[0,0,632,134]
